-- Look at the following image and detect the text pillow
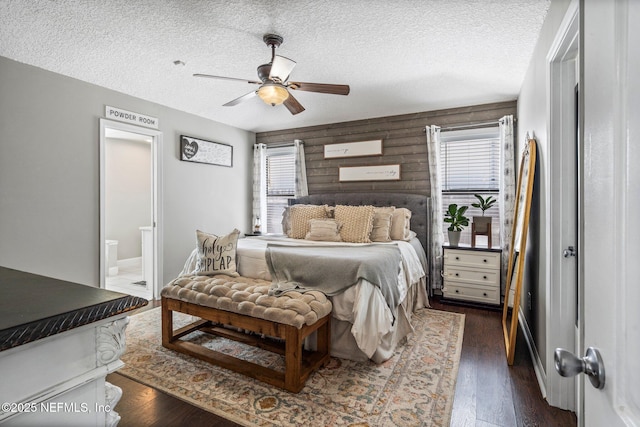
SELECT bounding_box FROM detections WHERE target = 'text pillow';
[195,229,240,277]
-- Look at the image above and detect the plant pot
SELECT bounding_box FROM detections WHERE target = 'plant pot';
[473,216,492,233]
[448,230,461,247]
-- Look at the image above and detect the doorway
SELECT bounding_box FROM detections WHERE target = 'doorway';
[546,0,579,412]
[99,119,162,300]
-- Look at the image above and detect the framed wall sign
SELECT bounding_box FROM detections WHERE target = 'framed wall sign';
[339,164,400,182]
[324,139,383,159]
[180,135,233,167]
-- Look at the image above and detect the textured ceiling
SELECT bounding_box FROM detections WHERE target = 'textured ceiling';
[0,0,550,133]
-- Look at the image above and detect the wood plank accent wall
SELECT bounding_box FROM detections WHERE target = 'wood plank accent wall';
[256,101,517,196]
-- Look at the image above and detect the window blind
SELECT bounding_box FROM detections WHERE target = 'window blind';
[267,151,295,196]
[441,137,500,191]
[265,146,295,233]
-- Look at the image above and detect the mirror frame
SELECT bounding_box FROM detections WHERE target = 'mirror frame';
[502,138,537,365]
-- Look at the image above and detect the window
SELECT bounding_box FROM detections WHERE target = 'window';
[265,146,295,233]
[440,127,501,247]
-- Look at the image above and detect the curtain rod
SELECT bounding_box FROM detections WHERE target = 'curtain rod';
[258,139,303,148]
[439,120,500,132]
[266,142,294,148]
[424,118,515,132]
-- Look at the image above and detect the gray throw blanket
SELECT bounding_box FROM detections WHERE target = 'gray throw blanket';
[265,243,402,319]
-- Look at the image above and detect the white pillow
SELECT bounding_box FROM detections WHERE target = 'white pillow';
[390,208,412,241]
[305,218,343,241]
[370,206,395,242]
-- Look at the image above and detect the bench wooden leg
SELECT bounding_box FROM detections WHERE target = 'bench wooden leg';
[285,325,303,392]
[316,314,331,360]
[161,296,173,346]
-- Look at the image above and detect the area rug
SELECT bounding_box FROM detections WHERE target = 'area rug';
[118,307,465,427]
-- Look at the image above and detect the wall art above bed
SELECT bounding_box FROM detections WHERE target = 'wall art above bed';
[339,164,400,182]
[180,135,233,167]
[324,139,383,159]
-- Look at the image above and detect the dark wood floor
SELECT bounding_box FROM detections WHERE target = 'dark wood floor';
[107,298,577,427]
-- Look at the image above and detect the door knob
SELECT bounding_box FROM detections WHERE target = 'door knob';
[554,347,605,389]
[563,246,576,258]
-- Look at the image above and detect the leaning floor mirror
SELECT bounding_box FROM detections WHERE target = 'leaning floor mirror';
[502,137,537,365]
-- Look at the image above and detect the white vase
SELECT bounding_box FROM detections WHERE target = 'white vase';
[448,230,461,247]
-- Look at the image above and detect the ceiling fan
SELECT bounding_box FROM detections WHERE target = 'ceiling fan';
[194,34,350,115]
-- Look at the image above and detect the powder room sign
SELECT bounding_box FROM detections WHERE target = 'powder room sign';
[180,135,233,167]
[105,106,159,129]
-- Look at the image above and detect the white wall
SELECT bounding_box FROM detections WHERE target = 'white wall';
[517,0,572,378]
[0,56,254,287]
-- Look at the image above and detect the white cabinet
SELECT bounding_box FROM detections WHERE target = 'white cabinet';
[442,246,501,305]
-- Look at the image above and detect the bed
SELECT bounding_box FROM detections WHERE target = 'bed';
[180,193,431,364]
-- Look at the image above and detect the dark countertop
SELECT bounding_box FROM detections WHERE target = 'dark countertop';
[0,267,148,351]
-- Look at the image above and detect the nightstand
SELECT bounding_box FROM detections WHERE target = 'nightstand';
[442,245,502,306]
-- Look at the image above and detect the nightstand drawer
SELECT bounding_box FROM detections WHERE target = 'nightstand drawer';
[443,248,501,269]
[443,281,500,305]
[443,265,500,287]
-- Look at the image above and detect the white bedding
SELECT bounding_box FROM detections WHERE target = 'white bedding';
[179,235,429,362]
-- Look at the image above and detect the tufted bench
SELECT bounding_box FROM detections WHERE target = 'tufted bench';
[161,274,332,393]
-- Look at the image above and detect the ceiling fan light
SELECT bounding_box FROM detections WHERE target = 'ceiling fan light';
[257,83,289,106]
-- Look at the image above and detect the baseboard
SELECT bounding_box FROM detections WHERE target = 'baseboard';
[117,257,142,268]
[518,309,547,399]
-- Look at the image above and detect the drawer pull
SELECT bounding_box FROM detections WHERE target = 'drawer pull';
[455,256,460,260]
[455,273,459,277]
[483,292,488,297]
[455,289,460,293]
[483,259,488,263]
[483,276,487,280]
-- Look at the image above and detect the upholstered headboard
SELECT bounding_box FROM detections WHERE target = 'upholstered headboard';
[290,192,431,253]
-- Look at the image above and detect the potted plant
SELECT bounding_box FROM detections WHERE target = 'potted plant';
[471,194,496,233]
[444,203,469,247]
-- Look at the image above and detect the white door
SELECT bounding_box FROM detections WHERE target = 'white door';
[579,0,640,425]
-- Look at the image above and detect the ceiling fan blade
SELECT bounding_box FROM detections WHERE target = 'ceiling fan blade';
[269,55,296,83]
[193,73,262,85]
[288,81,350,95]
[223,91,257,107]
[283,92,305,115]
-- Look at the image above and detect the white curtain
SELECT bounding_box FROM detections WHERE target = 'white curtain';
[252,143,267,231]
[426,125,444,293]
[293,139,308,197]
[499,115,516,291]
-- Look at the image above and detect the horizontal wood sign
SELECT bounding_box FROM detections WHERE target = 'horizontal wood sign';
[339,164,400,182]
[324,139,382,159]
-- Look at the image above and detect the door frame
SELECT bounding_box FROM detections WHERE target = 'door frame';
[99,118,163,299]
[545,0,579,411]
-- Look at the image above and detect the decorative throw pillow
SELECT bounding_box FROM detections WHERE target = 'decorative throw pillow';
[334,205,375,243]
[370,206,396,242]
[194,229,240,277]
[305,218,343,241]
[390,208,412,241]
[288,205,329,239]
